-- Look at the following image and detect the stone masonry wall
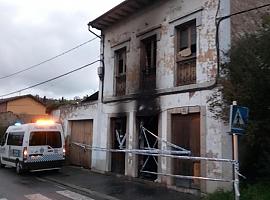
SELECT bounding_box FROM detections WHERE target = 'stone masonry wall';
[231,0,270,41]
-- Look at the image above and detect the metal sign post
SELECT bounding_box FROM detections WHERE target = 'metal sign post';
[233,133,240,200]
[231,101,240,200]
[229,101,249,200]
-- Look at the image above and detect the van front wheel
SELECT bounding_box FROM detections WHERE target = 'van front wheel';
[16,162,23,174]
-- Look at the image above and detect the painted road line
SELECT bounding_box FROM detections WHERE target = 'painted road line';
[0,198,8,200]
[57,190,94,200]
[25,194,52,200]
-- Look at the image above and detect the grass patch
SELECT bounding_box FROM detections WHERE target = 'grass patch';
[202,182,270,200]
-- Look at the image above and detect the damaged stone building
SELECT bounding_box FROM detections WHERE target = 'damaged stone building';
[88,0,231,194]
[53,0,270,195]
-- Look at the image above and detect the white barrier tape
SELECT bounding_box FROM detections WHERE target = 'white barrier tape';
[71,142,236,163]
[116,130,126,149]
[141,170,234,183]
[71,142,238,184]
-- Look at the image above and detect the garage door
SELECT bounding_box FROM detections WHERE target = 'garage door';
[70,120,93,168]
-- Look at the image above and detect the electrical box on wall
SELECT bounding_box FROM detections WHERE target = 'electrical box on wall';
[97,66,104,80]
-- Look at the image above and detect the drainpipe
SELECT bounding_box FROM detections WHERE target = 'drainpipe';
[87,24,104,103]
[100,34,105,104]
[88,25,101,39]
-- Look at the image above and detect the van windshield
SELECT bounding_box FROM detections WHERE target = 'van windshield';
[29,131,62,148]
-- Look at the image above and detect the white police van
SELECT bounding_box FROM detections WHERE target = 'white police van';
[0,120,65,174]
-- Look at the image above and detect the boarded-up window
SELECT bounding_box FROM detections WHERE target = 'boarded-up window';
[141,35,157,90]
[115,48,126,96]
[176,20,196,86]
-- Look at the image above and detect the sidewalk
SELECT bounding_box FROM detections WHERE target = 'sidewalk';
[41,166,200,200]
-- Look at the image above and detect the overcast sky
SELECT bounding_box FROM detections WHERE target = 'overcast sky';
[0,0,124,100]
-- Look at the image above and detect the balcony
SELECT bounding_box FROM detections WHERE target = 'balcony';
[176,58,196,86]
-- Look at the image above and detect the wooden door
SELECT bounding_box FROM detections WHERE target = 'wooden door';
[172,113,200,188]
[70,120,93,168]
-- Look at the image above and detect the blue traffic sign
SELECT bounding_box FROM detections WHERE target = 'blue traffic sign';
[230,105,249,134]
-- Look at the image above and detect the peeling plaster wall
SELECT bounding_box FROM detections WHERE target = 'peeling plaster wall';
[231,0,270,41]
[94,103,110,172]
[197,0,218,83]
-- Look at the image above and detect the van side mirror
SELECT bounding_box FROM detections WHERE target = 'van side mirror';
[0,133,7,146]
[0,139,4,146]
[0,138,4,146]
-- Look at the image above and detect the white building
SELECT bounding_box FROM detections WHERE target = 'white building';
[88,0,232,194]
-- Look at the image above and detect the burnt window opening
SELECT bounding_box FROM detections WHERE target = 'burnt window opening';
[111,117,127,175]
[115,48,127,96]
[141,35,157,90]
[176,20,197,86]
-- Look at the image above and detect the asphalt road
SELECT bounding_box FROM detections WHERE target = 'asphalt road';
[0,167,104,200]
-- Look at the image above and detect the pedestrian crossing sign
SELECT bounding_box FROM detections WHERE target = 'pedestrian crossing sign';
[230,105,249,134]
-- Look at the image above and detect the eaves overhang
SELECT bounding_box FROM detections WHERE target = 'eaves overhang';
[88,0,158,30]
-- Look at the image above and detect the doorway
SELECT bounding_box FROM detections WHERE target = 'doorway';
[111,117,127,175]
[137,115,159,181]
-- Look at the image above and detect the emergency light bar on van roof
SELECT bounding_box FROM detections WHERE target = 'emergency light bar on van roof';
[36,119,55,125]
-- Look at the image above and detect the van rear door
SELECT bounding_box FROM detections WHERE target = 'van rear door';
[28,131,63,158]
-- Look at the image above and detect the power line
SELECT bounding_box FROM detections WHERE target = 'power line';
[36,55,100,90]
[218,3,270,21]
[0,37,98,80]
[0,59,100,98]
[216,3,270,78]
